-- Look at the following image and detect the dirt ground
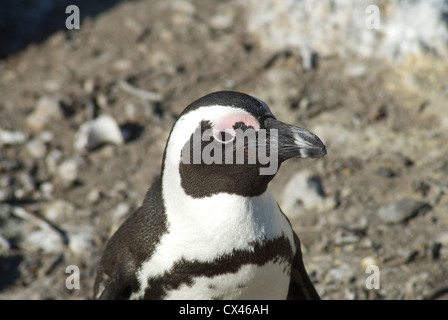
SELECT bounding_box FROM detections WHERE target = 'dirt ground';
[0,0,447,300]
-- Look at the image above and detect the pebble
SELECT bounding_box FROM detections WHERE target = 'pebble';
[38,131,54,143]
[0,234,10,250]
[210,7,234,31]
[57,158,79,186]
[124,103,138,121]
[324,263,355,284]
[83,78,95,94]
[68,226,96,255]
[113,203,130,222]
[113,59,132,71]
[334,236,360,246]
[26,97,63,132]
[0,188,12,202]
[14,173,35,199]
[436,232,448,246]
[45,149,63,174]
[87,188,101,204]
[74,114,124,151]
[22,229,64,253]
[39,182,54,200]
[361,256,378,268]
[0,129,27,145]
[170,0,196,14]
[25,138,47,159]
[42,199,75,222]
[280,170,336,217]
[377,199,432,224]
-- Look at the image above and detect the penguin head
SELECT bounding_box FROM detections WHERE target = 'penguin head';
[162,91,326,198]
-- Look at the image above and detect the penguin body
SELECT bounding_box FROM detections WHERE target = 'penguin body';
[94,91,326,300]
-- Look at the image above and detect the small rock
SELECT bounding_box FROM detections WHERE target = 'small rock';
[74,114,124,151]
[324,263,355,284]
[361,256,378,268]
[124,103,137,121]
[45,149,63,174]
[15,172,35,198]
[377,199,432,224]
[39,182,54,200]
[436,232,448,246]
[171,0,196,14]
[42,199,75,222]
[281,170,336,217]
[83,78,95,94]
[0,188,12,202]
[107,181,129,198]
[113,59,132,71]
[87,188,101,204]
[22,229,64,253]
[0,129,28,145]
[68,226,96,255]
[0,234,10,250]
[38,131,54,143]
[210,8,234,31]
[95,94,108,109]
[334,236,360,246]
[57,158,79,186]
[113,203,130,222]
[25,138,47,159]
[26,97,63,132]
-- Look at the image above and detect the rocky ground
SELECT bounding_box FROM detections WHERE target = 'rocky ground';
[0,0,447,300]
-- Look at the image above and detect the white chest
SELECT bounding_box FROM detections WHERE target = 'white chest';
[132,191,295,299]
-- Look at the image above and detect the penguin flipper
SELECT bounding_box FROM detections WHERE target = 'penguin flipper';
[287,232,320,300]
[94,178,167,300]
[94,247,138,300]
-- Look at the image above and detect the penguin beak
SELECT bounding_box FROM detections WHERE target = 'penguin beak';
[264,118,327,162]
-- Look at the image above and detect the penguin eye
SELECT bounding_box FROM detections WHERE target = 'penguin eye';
[233,122,254,131]
[213,129,235,144]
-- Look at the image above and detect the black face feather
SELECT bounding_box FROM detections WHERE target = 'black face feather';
[177,92,326,198]
[179,121,276,198]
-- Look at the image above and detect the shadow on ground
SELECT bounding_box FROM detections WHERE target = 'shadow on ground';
[0,0,136,59]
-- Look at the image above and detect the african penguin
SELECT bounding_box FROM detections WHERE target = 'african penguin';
[93,91,326,300]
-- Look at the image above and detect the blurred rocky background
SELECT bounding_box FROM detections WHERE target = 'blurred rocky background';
[0,0,447,299]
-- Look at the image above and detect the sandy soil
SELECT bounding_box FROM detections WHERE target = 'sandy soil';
[0,0,447,300]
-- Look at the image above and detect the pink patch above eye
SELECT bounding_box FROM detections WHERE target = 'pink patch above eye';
[213,112,260,143]
[214,112,260,132]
